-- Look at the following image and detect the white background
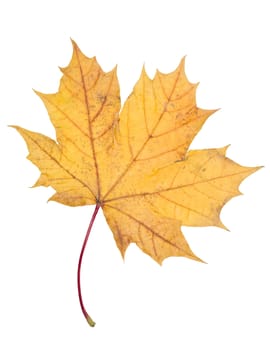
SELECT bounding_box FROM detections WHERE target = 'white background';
[0,1,269,349]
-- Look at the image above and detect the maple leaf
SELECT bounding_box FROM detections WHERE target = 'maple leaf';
[13,41,260,326]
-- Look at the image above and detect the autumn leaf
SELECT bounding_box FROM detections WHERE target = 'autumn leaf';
[13,41,260,326]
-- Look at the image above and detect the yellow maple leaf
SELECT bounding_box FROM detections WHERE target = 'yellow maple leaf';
[13,41,260,326]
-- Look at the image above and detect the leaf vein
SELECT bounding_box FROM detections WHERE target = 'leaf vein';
[75,45,100,199]
[105,204,195,259]
[25,132,95,197]
[104,169,252,203]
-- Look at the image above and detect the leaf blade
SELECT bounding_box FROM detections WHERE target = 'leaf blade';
[12,126,96,205]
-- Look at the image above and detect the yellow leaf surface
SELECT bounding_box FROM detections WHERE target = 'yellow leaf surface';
[14,41,260,264]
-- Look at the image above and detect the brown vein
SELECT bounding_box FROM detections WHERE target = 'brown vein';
[136,143,185,162]
[93,120,115,141]
[157,193,213,223]
[137,224,144,247]
[156,72,196,103]
[40,94,89,139]
[75,45,101,199]
[61,79,85,105]
[151,231,158,258]
[152,113,204,139]
[194,182,236,199]
[164,102,194,115]
[126,102,134,158]
[102,67,183,200]
[187,153,238,196]
[156,72,169,100]
[62,60,101,92]
[142,71,150,136]
[51,187,92,199]
[169,163,183,188]
[91,70,116,123]
[46,177,74,182]
[114,221,125,252]
[105,204,196,259]
[190,151,218,184]
[51,193,93,203]
[169,83,197,102]
[24,131,95,197]
[104,169,252,203]
[61,134,92,158]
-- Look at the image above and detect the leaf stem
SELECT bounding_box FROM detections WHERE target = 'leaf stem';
[77,204,100,327]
